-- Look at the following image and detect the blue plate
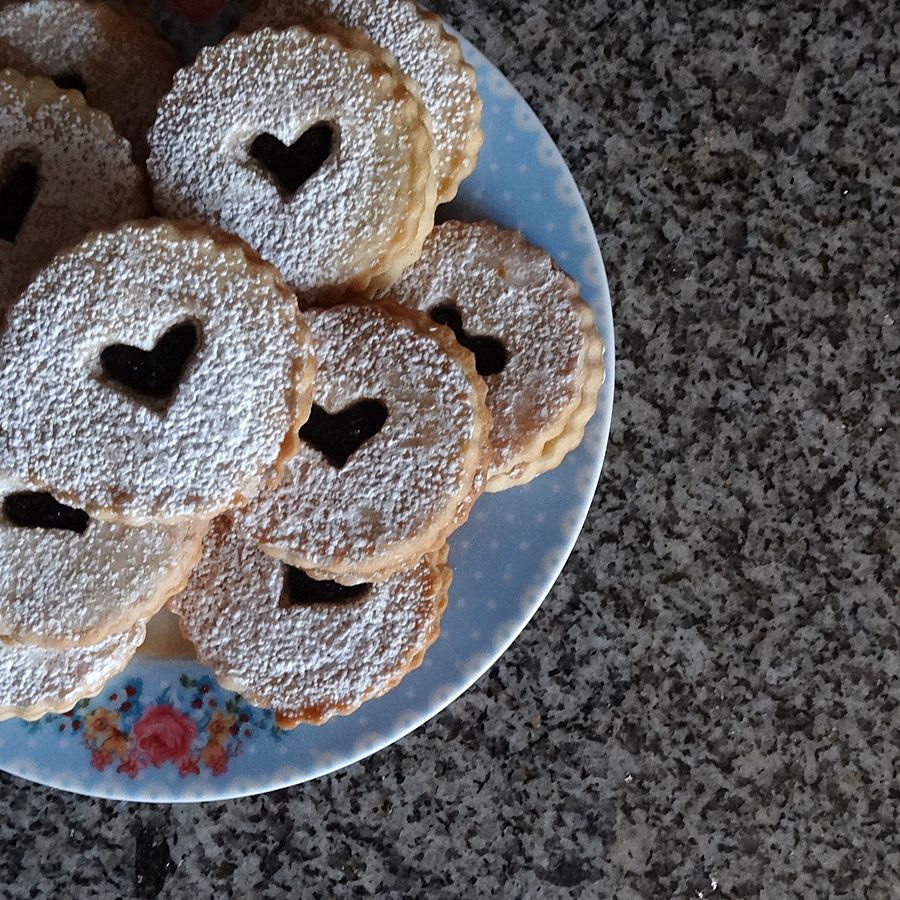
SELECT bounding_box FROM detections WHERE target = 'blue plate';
[0,36,614,801]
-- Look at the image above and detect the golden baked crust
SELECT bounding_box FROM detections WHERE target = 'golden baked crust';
[0,219,316,525]
[237,301,490,584]
[170,517,450,727]
[0,477,208,648]
[0,622,145,721]
[0,0,177,159]
[384,221,605,490]
[148,24,438,301]
[0,69,150,319]
[488,298,604,490]
[243,0,483,203]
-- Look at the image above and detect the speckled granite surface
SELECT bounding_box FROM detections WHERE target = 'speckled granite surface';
[2,0,898,897]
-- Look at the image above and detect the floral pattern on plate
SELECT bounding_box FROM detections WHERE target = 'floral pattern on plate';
[0,12,614,801]
[31,673,280,779]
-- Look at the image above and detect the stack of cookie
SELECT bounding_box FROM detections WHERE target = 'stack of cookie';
[0,0,603,728]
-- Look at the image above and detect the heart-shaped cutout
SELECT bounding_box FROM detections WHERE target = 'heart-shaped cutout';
[430,305,508,376]
[249,124,334,197]
[280,564,370,608]
[53,71,87,93]
[100,321,199,408]
[0,160,39,243]
[3,491,89,535]
[299,400,388,470]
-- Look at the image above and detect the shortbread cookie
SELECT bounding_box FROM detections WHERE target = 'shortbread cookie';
[0,220,316,524]
[243,0,482,203]
[0,70,149,319]
[385,221,605,491]
[0,0,177,160]
[0,621,144,721]
[147,25,437,299]
[0,478,206,648]
[237,302,489,583]
[170,516,450,727]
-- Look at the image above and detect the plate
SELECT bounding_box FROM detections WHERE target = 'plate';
[0,36,614,802]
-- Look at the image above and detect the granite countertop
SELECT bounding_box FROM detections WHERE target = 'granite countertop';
[2,0,898,896]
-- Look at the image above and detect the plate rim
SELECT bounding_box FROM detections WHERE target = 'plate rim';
[0,35,615,802]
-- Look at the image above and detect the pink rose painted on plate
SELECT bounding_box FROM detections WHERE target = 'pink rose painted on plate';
[36,674,280,778]
[133,705,197,767]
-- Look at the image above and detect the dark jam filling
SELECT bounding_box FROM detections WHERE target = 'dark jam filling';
[100,321,199,406]
[3,492,89,535]
[430,305,508,376]
[0,160,39,243]
[280,565,370,607]
[250,124,334,196]
[299,400,388,470]
[53,71,87,93]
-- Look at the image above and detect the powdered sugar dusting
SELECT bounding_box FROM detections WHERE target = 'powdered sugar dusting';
[169,517,449,726]
[0,0,177,159]
[237,303,487,581]
[0,220,314,523]
[244,0,483,202]
[147,26,433,297]
[384,221,594,484]
[0,477,205,647]
[0,622,144,721]
[0,70,149,317]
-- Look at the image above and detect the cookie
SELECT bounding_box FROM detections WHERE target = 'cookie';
[243,0,482,203]
[0,220,316,524]
[237,301,489,583]
[0,0,177,160]
[147,25,437,300]
[0,478,206,648]
[384,221,605,490]
[0,621,144,721]
[169,516,450,727]
[0,70,149,320]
